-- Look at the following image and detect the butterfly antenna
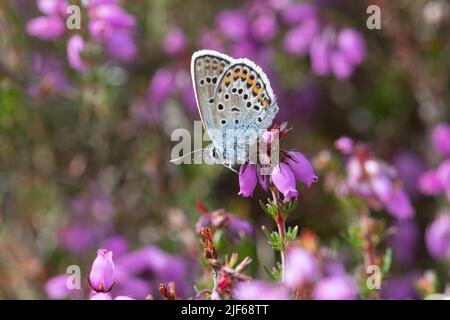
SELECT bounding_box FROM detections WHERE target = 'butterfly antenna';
[222,163,239,174]
[169,148,206,163]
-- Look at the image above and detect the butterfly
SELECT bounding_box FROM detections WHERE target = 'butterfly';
[188,50,279,169]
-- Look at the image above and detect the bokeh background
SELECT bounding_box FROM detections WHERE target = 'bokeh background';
[0,0,449,299]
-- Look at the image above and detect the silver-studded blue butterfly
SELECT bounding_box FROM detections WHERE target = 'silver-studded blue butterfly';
[191,50,279,168]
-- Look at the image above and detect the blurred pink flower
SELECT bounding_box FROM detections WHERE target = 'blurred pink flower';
[163,27,188,55]
[67,35,88,72]
[313,275,358,300]
[432,123,450,157]
[233,280,290,300]
[284,248,319,288]
[26,15,65,40]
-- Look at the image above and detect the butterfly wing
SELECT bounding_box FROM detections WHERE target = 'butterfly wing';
[191,50,234,132]
[212,58,279,164]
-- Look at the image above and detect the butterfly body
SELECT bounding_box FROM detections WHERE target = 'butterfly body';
[191,50,279,166]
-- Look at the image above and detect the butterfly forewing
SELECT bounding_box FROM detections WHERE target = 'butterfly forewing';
[191,50,233,131]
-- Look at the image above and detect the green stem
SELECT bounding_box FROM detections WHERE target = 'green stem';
[272,190,287,282]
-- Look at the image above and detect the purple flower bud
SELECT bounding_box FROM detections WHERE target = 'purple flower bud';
[163,27,187,56]
[284,248,319,288]
[238,164,258,197]
[271,163,298,201]
[334,136,354,155]
[284,151,318,188]
[337,29,366,65]
[313,275,358,300]
[67,35,88,72]
[437,159,450,188]
[89,249,115,292]
[233,280,290,300]
[26,16,65,40]
[90,292,113,300]
[425,213,450,260]
[432,123,450,156]
[419,170,443,195]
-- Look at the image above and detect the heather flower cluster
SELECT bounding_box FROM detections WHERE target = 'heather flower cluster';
[2,0,450,302]
[333,136,414,220]
[27,0,137,72]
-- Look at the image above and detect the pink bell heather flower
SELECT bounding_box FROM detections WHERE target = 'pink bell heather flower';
[89,249,115,293]
[271,163,298,201]
[313,275,358,300]
[163,27,187,56]
[425,212,450,260]
[284,151,318,188]
[284,248,319,288]
[431,123,450,157]
[26,15,66,40]
[233,280,290,300]
[238,164,258,197]
[67,35,88,72]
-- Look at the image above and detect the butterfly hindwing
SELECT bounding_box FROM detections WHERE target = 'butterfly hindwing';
[191,50,234,131]
[211,58,279,163]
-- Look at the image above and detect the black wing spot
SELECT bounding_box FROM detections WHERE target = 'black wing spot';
[243,69,248,75]
[209,98,214,104]
[231,107,240,112]
[235,119,239,124]
[256,82,261,89]
[221,119,226,125]
[206,77,211,83]
[224,94,230,100]
[200,79,205,85]
[212,77,217,84]
[231,88,237,93]
[218,104,224,110]
[246,101,251,108]
[258,117,262,122]
[250,74,255,80]
[238,89,243,94]
[253,105,260,111]
[243,94,249,100]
